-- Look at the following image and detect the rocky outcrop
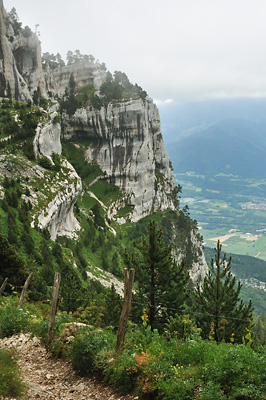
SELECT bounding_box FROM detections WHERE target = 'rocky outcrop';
[33,113,61,159]
[34,160,82,240]
[0,150,81,240]
[32,108,82,240]
[62,98,176,222]
[46,59,106,98]
[189,230,209,284]
[0,1,46,100]
[0,4,31,100]
[11,33,46,97]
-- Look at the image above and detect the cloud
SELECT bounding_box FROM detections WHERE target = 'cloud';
[154,99,174,106]
[4,0,266,102]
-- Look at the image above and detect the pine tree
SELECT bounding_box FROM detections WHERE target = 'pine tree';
[60,262,88,313]
[194,241,253,343]
[0,233,26,286]
[129,220,189,331]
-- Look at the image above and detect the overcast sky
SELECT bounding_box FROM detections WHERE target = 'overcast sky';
[3,0,266,104]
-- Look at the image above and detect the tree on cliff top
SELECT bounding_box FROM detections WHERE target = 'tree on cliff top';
[194,240,253,343]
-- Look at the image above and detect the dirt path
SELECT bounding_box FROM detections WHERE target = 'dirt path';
[0,333,138,400]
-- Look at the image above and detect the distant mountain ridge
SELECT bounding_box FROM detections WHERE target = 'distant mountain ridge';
[166,118,266,178]
[159,98,266,144]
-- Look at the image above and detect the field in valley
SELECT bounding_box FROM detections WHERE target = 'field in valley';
[176,172,266,260]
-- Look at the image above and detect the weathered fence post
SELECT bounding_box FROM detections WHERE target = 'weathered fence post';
[48,272,61,344]
[17,272,34,309]
[0,278,8,296]
[116,268,135,354]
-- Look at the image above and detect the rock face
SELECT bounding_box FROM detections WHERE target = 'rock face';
[0,4,31,100]
[0,3,45,100]
[35,160,82,240]
[32,109,82,240]
[46,59,106,98]
[12,33,46,97]
[188,230,209,284]
[33,113,62,159]
[62,98,177,222]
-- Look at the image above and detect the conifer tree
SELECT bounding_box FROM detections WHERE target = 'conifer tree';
[0,233,26,286]
[194,241,253,343]
[129,220,189,331]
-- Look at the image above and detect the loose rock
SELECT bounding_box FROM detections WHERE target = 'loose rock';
[0,333,138,400]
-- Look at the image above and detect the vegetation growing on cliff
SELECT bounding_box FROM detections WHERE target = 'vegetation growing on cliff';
[59,60,148,117]
[100,70,147,103]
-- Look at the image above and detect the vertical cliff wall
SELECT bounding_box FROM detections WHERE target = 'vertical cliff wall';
[62,98,177,222]
[45,59,106,98]
[0,4,30,100]
[0,2,46,100]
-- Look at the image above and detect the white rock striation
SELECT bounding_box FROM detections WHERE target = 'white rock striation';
[189,230,209,284]
[0,4,31,100]
[62,98,176,222]
[11,33,46,97]
[32,110,82,240]
[35,160,82,240]
[33,115,61,160]
[45,60,106,98]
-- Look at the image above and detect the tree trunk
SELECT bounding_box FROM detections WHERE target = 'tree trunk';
[116,268,135,354]
[17,272,34,309]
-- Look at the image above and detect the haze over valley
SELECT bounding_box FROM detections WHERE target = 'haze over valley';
[159,99,266,261]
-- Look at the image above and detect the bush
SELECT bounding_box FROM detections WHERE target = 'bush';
[199,382,226,400]
[0,298,31,338]
[99,351,139,394]
[71,329,114,375]
[156,377,194,400]
[0,349,26,397]
[39,156,53,169]
[201,343,266,398]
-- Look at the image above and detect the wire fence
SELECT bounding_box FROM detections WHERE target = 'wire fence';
[2,279,253,324]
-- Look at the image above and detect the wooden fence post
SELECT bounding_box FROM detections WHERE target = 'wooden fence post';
[116,268,135,354]
[17,272,34,309]
[48,272,61,344]
[0,278,8,296]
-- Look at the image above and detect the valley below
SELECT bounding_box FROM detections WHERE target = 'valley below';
[176,172,266,260]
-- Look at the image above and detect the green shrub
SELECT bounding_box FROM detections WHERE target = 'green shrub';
[0,299,31,338]
[29,317,49,343]
[101,351,138,394]
[51,151,61,171]
[199,382,226,400]
[71,329,114,375]
[0,348,26,397]
[156,377,194,400]
[39,156,53,169]
[201,343,266,398]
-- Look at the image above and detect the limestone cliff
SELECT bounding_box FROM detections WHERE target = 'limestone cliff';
[0,3,30,100]
[33,111,62,160]
[34,159,82,240]
[32,106,82,239]
[11,33,46,97]
[62,98,177,223]
[45,59,106,98]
